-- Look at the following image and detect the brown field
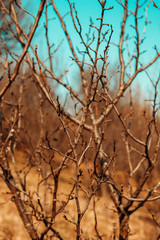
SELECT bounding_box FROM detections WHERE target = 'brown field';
[0,150,158,240]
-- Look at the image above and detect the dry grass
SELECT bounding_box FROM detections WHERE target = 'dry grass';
[0,150,158,240]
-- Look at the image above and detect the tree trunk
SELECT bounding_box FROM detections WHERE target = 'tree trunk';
[119,213,129,240]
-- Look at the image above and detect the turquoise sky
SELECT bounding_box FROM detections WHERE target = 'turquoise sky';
[24,0,160,102]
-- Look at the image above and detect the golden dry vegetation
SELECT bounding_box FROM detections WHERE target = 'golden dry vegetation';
[0,150,158,240]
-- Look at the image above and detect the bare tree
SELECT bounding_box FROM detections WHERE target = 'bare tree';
[0,0,160,239]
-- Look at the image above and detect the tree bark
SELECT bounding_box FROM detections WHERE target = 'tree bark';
[119,213,129,240]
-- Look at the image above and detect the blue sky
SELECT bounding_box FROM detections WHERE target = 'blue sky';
[24,0,160,101]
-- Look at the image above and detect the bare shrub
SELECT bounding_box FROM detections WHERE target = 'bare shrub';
[0,1,160,239]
